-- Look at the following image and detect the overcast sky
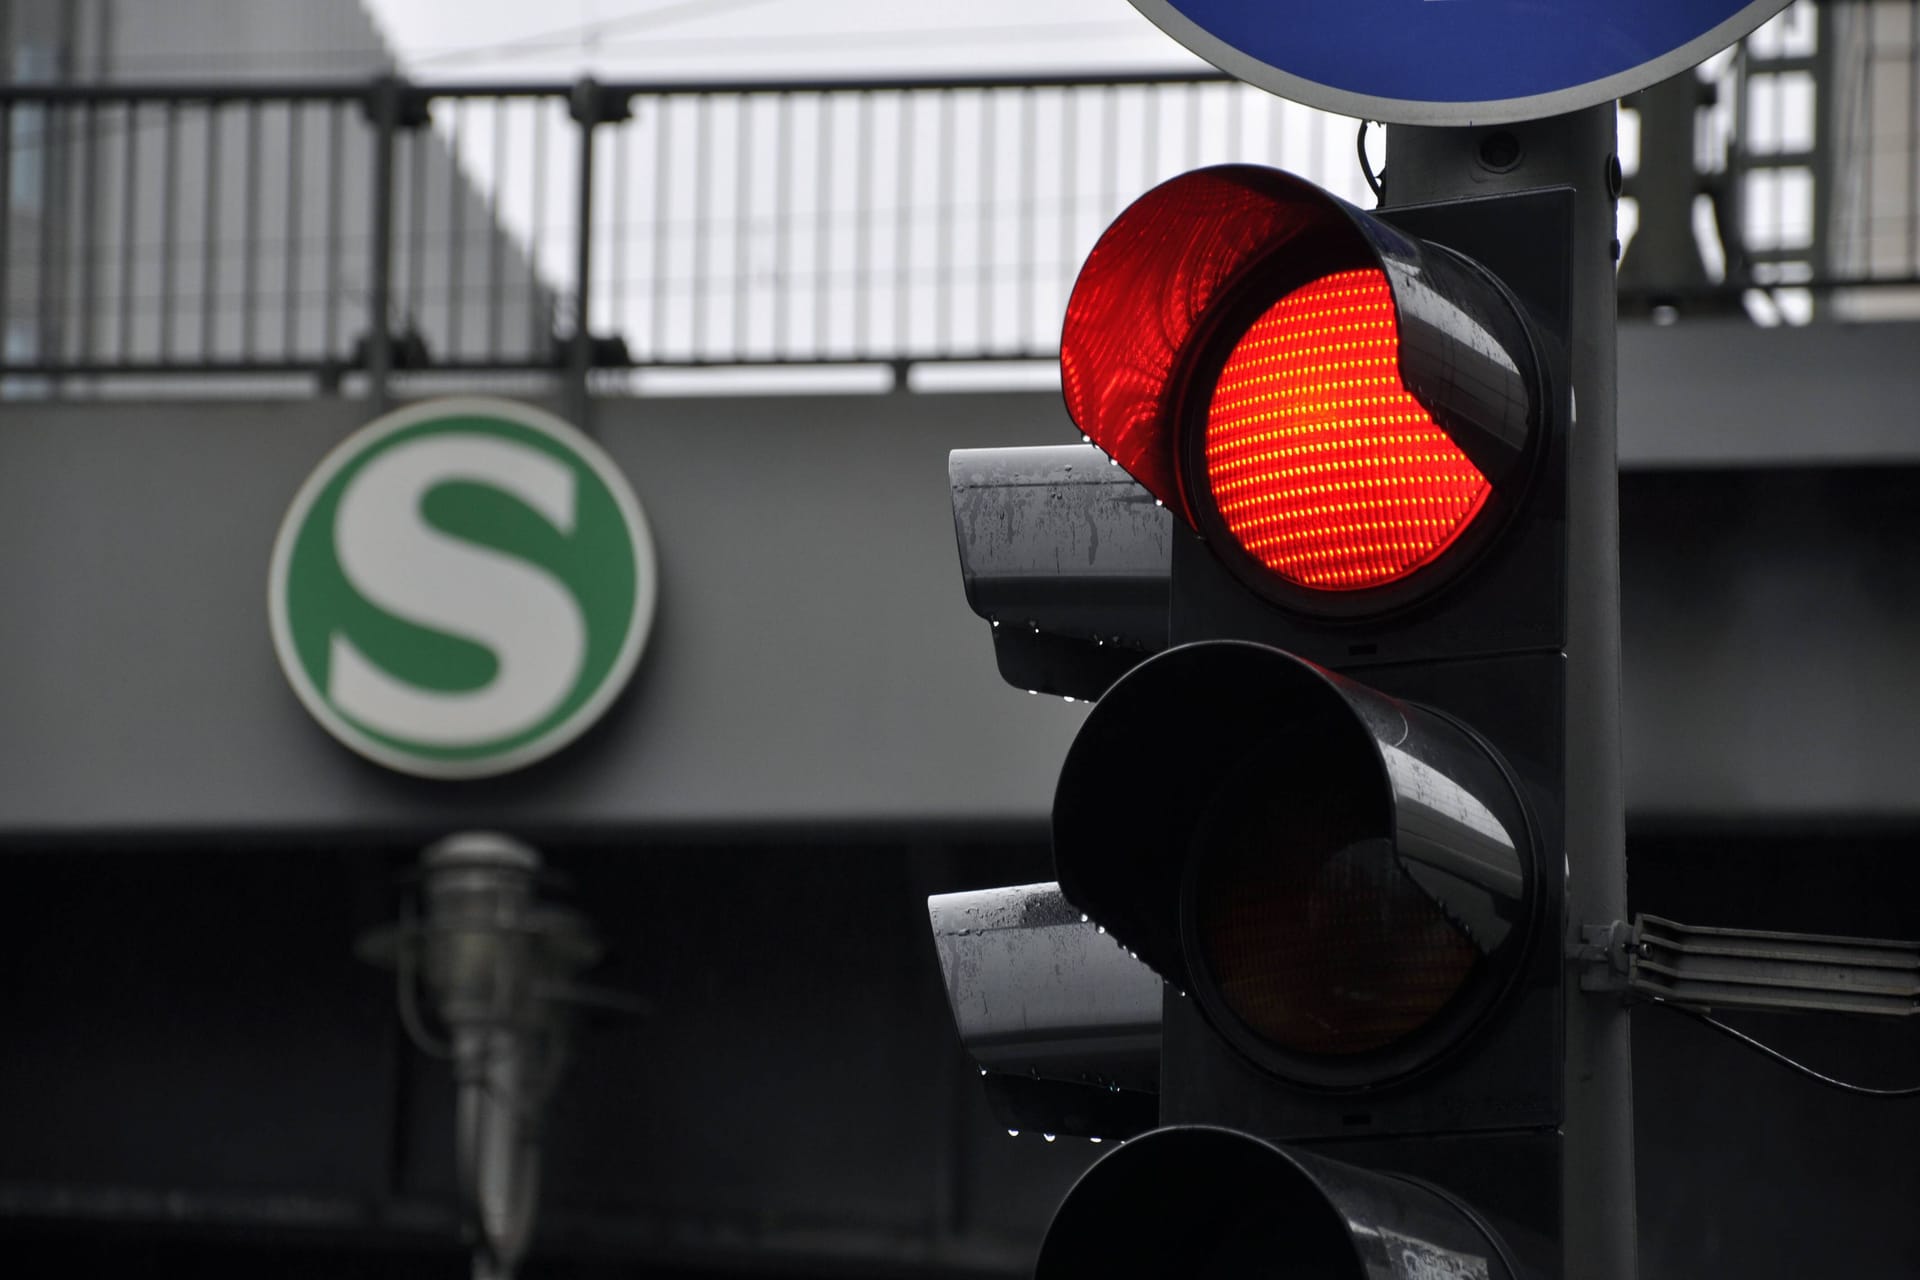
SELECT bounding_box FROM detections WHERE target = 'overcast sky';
[362,0,1210,81]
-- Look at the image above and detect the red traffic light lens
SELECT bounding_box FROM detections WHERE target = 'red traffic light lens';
[1060,166,1544,615]
[1202,268,1493,592]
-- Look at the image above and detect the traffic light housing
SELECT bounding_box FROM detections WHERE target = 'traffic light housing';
[1035,163,1589,1277]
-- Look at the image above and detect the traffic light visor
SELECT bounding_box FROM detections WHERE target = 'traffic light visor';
[1053,641,1535,1088]
[1037,1126,1519,1279]
[1061,165,1541,612]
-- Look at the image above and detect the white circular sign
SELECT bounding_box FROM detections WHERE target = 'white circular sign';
[268,397,656,779]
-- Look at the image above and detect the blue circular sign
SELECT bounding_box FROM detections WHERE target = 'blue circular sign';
[1132,0,1795,124]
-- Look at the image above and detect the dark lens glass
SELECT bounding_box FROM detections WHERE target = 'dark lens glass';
[1190,760,1481,1057]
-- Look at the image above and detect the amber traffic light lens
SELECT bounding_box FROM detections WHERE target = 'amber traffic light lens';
[1188,754,1480,1058]
[1203,268,1492,592]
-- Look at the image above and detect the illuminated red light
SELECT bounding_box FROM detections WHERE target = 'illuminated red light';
[1203,268,1491,592]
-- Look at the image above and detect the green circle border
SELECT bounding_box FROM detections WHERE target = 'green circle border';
[267,396,657,780]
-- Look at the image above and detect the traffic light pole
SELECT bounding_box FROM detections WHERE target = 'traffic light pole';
[1387,106,1635,1280]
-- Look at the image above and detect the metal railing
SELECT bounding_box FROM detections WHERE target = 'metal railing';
[2,69,1375,401]
[1,18,1908,401]
[1823,0,1920,317]
[1617,0,1843,325]
[1668,0,1920,323]
[2,78,558,396]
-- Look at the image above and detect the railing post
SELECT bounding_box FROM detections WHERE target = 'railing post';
[568,79,631,432]
[365,75,401,412]
[0,100,12,380]
[1810,0,1840,318]
[363,76,432,410]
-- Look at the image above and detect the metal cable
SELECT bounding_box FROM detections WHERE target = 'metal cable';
[1356,119,1384,204]
[1654,999,1920,1098]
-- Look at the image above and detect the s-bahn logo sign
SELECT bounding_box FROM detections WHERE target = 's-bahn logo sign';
[268,397,656,779]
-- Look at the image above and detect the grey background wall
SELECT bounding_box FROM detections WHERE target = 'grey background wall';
[0,391,1089,834]
[8,325,1920,835]
[5,347,1920,1277]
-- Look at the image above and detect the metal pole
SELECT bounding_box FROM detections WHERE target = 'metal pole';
[1387,105,1634,1280]
[366,76,401,412]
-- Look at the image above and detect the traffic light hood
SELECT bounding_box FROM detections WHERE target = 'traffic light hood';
[1052,640,1537,1086]
[1060,164,1541,531]
[1037,1125,1522,1278]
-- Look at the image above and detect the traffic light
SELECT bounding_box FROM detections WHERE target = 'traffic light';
[1030,162,1606,1277]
